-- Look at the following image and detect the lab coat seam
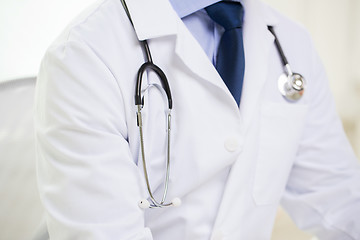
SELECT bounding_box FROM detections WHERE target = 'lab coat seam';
[62,0,111,45]
[56,38,129,140]
[81,40,130,139]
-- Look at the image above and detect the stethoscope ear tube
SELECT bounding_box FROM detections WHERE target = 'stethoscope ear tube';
[267,26,288,66]
[135,62,173,109]
[119,0,173,109]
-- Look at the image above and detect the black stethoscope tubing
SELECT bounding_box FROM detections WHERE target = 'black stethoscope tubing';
[120,0,173,109]
[135,55,173,109]
[267,25,289,66]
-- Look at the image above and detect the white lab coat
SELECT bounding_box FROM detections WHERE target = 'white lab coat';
[34,0,360,239]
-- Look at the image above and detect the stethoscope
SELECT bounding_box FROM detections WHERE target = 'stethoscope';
[119,0,306,210]
[268,26,306,101]
[120,0,180,209]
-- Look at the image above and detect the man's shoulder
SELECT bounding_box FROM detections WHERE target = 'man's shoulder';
[260,1,312,41]
[48,0,123,50]
[259,1,316,65]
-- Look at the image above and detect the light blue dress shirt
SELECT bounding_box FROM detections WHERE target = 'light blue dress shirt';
[168,0,241,65]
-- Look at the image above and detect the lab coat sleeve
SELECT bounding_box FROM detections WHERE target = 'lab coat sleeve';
[35,39,153,240]
[281,42,360,239]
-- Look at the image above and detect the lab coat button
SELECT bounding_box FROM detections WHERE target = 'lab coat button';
[224,138,239,152]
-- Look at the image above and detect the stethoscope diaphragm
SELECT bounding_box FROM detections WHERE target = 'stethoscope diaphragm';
[278,71,306,101]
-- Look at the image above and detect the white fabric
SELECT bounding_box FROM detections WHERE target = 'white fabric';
[34,0,360,239]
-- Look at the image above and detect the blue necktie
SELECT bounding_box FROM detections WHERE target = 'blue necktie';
[205,2,245,106]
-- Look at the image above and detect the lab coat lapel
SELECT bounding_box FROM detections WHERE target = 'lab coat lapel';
[211,0,280,235]
[125,0,239,108]
[124,0,178,40]
[126,0,278,132]
[125,0,278,133]
[171,0,279,133]
[239,0,276,133]
[173,24,234,100]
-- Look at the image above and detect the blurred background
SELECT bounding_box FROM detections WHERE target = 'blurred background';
[0,0,359,239]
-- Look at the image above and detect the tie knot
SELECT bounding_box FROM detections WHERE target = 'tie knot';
[205,1,244,31]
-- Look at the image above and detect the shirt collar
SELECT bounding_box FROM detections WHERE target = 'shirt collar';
[169,0,242,18]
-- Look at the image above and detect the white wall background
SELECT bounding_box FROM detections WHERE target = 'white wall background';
[0,0,96,81]
[0,0,359,240]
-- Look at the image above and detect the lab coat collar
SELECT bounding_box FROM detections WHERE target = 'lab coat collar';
[258,0,279,27]
[124,0,238,110]
[173,0,281,122]
[125,0,280,133]
[169,0,242,18]
[125,0,279,41]
[124,0,178,41]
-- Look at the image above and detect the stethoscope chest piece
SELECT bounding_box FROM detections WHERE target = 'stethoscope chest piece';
[267,25,306,102]
[278,71,306,101]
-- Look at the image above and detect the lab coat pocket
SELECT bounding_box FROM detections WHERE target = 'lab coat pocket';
[252,102,308,205]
